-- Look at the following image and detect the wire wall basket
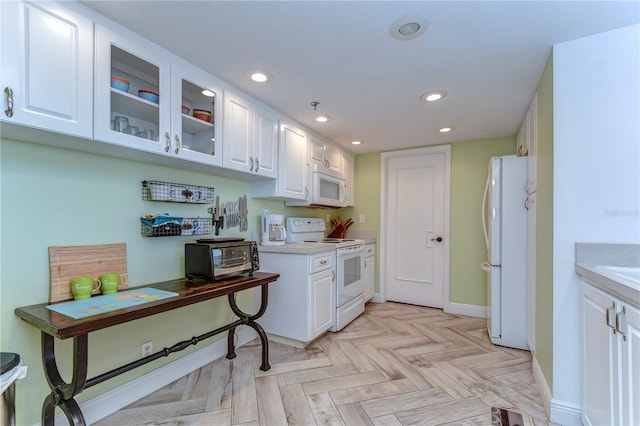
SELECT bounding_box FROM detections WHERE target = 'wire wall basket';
[141,180,214,204]
[140,216,212,237]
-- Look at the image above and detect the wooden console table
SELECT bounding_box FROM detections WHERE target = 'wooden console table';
[15,272,279,426]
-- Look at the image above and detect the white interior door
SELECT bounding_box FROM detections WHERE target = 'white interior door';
[381,146,450,308]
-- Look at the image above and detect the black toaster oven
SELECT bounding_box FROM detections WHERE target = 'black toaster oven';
[185,240,259,281]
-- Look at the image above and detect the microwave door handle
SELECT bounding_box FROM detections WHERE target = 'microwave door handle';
[340,181,346,202]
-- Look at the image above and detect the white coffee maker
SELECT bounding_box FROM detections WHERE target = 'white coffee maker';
[261,210,286,246]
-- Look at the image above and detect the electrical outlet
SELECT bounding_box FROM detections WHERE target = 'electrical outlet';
[141,341,153,358]
[359,214,366,224]
[326,213,331,222]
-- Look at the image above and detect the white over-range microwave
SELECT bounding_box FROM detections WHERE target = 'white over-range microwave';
[286,164,346,208]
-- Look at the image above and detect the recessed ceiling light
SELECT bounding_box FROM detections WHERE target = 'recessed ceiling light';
[390,15,429,41]
[314,114,331,123]
[420,90,447,103]
[439,127,454,133]
[246,70,273,83]
[201,89,215,97]
[352,140,362,145]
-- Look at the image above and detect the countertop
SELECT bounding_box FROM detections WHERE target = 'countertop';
[258,243,336,254]
[575,243,640,308]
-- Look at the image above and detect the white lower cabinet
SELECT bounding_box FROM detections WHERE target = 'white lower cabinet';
[364,243,375,302]
[258,250,335,345]
[1,0,93,138]
[580,280,640,426]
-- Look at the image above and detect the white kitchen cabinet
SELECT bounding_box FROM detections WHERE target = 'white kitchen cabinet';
[364,243,375,302]
[518,93,537,194]
[310,268,335,337]
[223,91,277,178]
[342,151,355,206]
[252,118,307,200]
[1,0,93,138]
[252,104,278,178]
[309,133,342,174]
[258,250,335,345]
[580,280,640,426]
[95,25,222,166]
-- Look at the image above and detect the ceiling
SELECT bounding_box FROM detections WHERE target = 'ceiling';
[81,1,639,153]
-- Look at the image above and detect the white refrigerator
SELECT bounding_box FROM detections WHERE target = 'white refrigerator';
[481,155,528,350]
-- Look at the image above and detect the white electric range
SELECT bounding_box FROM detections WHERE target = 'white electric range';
[286,218,365,332]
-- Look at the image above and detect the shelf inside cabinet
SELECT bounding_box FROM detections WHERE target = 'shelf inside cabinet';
[182,114,214,135]
[111,89,159,123]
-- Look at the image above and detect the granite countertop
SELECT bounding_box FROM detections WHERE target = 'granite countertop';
[575,243,640,308]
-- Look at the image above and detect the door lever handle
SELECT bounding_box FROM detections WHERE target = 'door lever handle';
[431,237,443,242]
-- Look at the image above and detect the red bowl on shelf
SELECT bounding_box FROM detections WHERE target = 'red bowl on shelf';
[138,89,159,104]
[181,104,190,115]
[192,109,212,123]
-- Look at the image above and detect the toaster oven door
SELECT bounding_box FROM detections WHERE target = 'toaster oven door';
[211,245,252,278]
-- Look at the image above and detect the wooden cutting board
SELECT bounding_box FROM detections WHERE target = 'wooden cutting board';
[49,243,128,303]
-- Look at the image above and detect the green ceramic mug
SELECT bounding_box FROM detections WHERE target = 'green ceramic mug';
[71,277,101,300]
[100,273,125,295]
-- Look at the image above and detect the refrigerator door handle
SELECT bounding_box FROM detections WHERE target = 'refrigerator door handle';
[481,173,490,250]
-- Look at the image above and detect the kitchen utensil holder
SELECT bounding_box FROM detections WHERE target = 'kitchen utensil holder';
[141,180,214,204]
[140,216,212,237]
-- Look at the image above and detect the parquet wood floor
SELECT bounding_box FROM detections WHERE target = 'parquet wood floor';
[95,302,554,426]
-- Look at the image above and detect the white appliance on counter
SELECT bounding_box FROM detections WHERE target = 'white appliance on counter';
[481,155,528,350]
[286,217,365,331]
[260,210,286,246]
[285,165,346,208]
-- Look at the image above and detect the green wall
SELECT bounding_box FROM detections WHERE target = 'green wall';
[535,52,554,392]
[449,137,516,305]
[0,138,318,425]
[345,137,516,305]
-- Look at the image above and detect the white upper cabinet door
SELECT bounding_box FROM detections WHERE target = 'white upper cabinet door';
[94,24,171,154]
[527,93,538,194]
[253,104,278,179]
[324,143,343,174]
[223,91,253,173]
[170,58,222,166]
[279,121,308,199]
[1,1,93,138]
[308,133,342,174]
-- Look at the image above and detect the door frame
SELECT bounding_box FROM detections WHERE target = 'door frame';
[379,145,451,311]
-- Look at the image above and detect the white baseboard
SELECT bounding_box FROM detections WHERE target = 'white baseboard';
[51,327,257,426]
[532,355,582,425]
[532,356,551,417]
[445,302,487,318]
[550,399,582,426]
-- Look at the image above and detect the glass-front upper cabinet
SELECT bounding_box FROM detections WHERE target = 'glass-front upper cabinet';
[95,24,170,154]
[95,25,221,166]
[170,58,222,166]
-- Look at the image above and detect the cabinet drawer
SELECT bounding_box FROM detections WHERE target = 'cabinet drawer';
[364,245,375,256]
[309,252,334,274]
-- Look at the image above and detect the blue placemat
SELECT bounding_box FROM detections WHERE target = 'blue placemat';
[46,287,179,319]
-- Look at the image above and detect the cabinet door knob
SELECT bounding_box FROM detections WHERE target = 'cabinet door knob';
[431,237,443,242]
[4,87,14,118]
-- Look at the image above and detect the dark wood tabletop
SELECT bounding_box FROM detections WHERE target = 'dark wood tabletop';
[15,272,279,339]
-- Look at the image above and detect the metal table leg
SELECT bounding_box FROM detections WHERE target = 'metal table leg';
[41,332,88,426]
[226,284,270,371]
